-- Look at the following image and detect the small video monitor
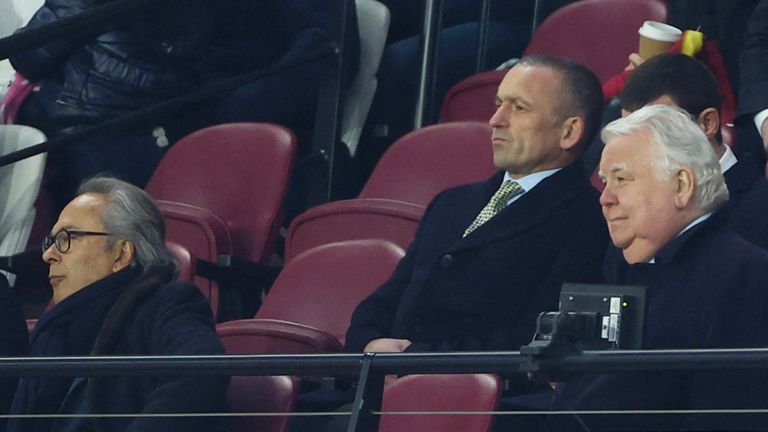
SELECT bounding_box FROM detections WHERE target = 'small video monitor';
[557,283,646,349]
[530,284,646,351]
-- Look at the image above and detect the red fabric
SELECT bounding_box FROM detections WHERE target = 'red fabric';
[0,73,34,124]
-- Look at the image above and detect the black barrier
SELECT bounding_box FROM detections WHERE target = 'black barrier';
[3,348,768,377]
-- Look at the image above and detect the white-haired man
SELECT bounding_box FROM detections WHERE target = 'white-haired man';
[550,104,768,431]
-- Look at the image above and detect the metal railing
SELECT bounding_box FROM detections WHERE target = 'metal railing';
[3,348,768,431]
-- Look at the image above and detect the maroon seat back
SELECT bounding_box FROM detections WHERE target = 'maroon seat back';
[284,198,423,262]
[285,122,494,262]
[147,123,296,264]
[258,239,405,345]
[523,0,669,82]
[146,123,296,316]
[218,327,299,432]
[439,69,507,124]
[359,122,496,204]
[380,374,501,432]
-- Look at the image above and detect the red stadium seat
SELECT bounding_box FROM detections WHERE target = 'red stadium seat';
[216,239,405,353]
[523,0,669,82]
[146,123,296,318]
[218,327,299,432]
[285,122,495,261]
[380,374,501,432]
[358,122,495,202]
[439,69,506,123]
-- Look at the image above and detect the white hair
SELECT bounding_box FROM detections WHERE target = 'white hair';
[601,104,729,213]
[78,176,177,275]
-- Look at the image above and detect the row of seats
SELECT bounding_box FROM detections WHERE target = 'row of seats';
[147,120,496,320]
[220,368,501,432]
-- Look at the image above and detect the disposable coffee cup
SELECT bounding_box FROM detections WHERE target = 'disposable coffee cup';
[638,21,682,59]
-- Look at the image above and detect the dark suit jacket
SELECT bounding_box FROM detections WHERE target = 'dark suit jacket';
[723,156,768,249]
[345,162,609,353]
[556,214,768,431]
[738,0,768,118]
[735,0,768,168]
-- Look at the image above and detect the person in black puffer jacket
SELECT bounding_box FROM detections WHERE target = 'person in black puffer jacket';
[10,0,216,210]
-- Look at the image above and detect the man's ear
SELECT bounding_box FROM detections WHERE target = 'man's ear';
[112,240,135,272]
[560,116,585,151]
[674,167,696,209]
[697,108,721,140]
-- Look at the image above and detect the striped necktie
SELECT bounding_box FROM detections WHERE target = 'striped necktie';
[463,180,523,237]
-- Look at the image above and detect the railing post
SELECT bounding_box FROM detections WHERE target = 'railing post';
[413,0,444,129]
[475,0,493,73]
[347,353,385,432]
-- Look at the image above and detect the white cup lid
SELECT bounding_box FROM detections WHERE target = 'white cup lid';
[638,21,682,42]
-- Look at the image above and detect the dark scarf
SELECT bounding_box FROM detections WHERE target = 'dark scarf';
[7,266,172,432]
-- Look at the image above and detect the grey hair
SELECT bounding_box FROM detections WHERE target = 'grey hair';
[601,104,729,213]
[77,176,177,274]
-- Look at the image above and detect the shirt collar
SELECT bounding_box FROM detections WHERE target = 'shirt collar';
[503,167,562,194]
[719,144,737,173]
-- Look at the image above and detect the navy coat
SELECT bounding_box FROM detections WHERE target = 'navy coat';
[345,162,609,353]
[9,267,228,432]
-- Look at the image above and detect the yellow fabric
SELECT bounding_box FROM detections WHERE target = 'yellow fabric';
[681,30,705,57]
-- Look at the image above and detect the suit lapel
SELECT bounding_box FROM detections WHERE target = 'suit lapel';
[448,163,593,252]
[436,171,506,242]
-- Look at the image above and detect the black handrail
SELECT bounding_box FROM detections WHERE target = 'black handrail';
[0,44,337,169]
[4,349,768,432]
[3,348,768,377]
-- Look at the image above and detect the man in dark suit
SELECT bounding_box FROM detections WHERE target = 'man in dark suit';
[551,104,768,432]
[345,55,608,362]
[619,53,768,250]
[738,0,768,157]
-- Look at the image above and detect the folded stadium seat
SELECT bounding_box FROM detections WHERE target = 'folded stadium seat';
[285,122,495,261]
[0,125,47,285]
[340,0,390,157]
[218,327,299,432]
[216,239,405,353]
[523,0,668,83]
[379,374,501,432]
[146,123,297,320]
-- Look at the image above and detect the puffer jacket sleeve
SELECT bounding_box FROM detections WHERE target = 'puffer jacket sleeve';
[10,0,99,81]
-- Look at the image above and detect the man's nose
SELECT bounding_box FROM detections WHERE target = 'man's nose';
[42,244,59,264]
[599,184,617,207]
[489,105,508,127]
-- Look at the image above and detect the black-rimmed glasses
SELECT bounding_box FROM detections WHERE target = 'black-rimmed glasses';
[42,229,112,253]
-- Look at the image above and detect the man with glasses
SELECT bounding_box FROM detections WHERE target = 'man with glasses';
[8,176,228,432]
